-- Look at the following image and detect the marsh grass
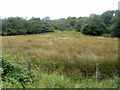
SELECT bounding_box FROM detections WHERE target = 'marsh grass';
[2,31,118,84]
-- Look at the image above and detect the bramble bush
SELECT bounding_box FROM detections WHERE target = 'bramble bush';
[1,57,35,88]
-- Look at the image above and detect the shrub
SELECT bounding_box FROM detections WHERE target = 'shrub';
[1,57,34,88]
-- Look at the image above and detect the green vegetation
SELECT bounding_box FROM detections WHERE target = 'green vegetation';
[1,9,119,88]
[1,31,119,88]
[1,10,120,37]
[81,14,107,36]
[1,57,34,88]
[1,57,119,88]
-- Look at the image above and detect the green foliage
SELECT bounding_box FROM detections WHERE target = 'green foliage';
[110,22,120,37]
[2,17,54,36]
[75,17,88,32]
[32,73,74,88]
[52,18,73,31]
[1,56,119,88]
[81,14,108,36]
[1,57,35,88]
[110,10,120,37]
[1,10,119,37]
[2,17,28,35]
[101,10,115,27]
[42,16,51,21]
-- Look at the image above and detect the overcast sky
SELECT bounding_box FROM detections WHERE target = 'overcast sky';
[0,0,119,20]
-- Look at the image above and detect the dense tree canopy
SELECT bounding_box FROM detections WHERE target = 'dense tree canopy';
[101,10,115,27]
[81,14,108,36]
[2,17,54,35]
[110,10,120,37]
[1,10,119,37]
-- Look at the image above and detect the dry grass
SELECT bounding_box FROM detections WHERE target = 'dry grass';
[2,31,118,80]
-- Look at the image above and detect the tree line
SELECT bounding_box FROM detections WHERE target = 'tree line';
[1,10,120,37]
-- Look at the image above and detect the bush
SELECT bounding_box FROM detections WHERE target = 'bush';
[81,14,108,36]
[1,57,34,88]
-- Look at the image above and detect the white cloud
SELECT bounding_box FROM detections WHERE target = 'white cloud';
[0,0,119,20]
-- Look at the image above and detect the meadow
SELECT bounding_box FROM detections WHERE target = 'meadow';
[1,31,119,88]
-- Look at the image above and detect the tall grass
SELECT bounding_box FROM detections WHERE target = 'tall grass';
[2,31,118,82]
[1,57,119,88]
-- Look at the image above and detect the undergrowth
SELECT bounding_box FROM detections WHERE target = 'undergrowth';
[1,57,35,88]
[0,57,119,88]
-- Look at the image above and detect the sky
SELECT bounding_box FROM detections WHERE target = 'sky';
[0,0,119,20]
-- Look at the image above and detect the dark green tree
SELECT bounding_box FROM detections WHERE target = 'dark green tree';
[110,10,120,37]
[101,10,115,27]
[81,14,108,36]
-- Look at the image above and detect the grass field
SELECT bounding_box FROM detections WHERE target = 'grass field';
[1,31,119,88]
